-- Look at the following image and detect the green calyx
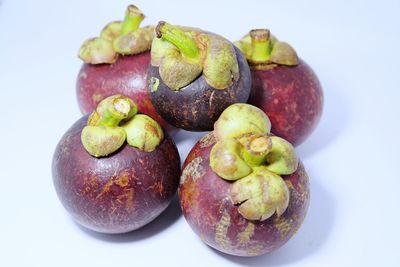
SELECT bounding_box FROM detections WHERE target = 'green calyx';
[230,167,290,221]
[78,37,117,64]
[151,21,239,90]
[122,114,164,152]
[266,136,299,175]
[234,29,298,67]
[81,95,164,157]
[213,103,271,141]
[81,126,126,158]
[113,25,155,55]
[210,139,253,181]
[209,103,298,221]
[78,5,154,64]
[101,21,122,41]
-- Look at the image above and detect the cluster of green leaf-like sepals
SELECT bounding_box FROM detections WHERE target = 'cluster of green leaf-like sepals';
[78,5,155,64]
[150,21,239,91]
[81,95,164,157]
[235,29,299,68]
[210,103,299,221]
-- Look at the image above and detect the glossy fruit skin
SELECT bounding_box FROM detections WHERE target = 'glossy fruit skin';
[148,47,251,131]
[179,133,310,256]
[248,59,323,146]
[52,116,180,234]
[76,52,170,129]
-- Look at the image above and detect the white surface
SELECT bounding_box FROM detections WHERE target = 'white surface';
[1,0,399,266]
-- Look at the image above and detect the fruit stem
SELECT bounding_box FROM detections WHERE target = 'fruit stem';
[241,135,272,166]
[156,21,200,60]
[249,29,272,63]
[120,5,145,35]
[88,95,137,127]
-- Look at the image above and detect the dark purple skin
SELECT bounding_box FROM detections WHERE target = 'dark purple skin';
[76,52,172,130]
[52,115,181,234]
[148,47,251,131]
[179,133,310,256]
[248,60,323,146]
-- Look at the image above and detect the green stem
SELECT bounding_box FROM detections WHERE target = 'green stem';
[240,135,271,166]
[156,21,200,60]
[88,95,137,127]
[120,5,145,35]
[249,29,272,62]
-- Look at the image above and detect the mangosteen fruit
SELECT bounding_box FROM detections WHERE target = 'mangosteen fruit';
[235,29,323,146]
[148,21,251,131]
[179,103,310,256]
[52,95,180,233]
[76,5,171,130]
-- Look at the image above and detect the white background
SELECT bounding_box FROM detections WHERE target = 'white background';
[1,0,399,266]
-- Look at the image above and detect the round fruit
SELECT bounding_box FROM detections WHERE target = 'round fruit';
[52,95,180,233]
[179,103,310,256]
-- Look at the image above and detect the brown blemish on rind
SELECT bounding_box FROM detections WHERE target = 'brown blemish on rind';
[115,171,130,187]
[246,244,265,256]
[82,173,98,195]
[274,216,294,240]
[199,132,216,148]
[215,210,232,249]
[180,157,205,184]
[96,171,131,199]
[92,93,103,102]
[237,222,255,244]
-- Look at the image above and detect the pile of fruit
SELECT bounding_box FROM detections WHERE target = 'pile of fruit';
[52,5,323,257]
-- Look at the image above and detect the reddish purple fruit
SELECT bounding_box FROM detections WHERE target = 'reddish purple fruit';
[76,5,171,130]
[179,104,310,256]
[235,29,323,146]
[52,95,180,233]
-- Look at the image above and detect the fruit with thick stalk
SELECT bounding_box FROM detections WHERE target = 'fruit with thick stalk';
[148,21,251,131]
[52,95,181,233]
[235,29,323,146]
[76,5,172,130]
[179,103,310,256]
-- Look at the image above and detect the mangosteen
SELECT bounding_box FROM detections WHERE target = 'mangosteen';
[235,29,323,146]
[76,5,171,129]
[179,103,310,256]
[148,21,251,131]
[52,95,180,233]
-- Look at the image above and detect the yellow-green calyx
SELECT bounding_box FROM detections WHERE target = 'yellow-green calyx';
[234,29,298,67]
[210,139,252,180]
[214,103,271,141]
[122,114,164,152]
[230,167,290,221]
[209,103,298,221]
[78,37,117,64]
[151,21,239,90]
[81,95,164,157]
[78,5,154,64]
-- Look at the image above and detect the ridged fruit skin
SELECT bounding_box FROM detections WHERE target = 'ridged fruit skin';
[148,47,251,131]
[248,60,323,146]
[179,133,310,256]
[76,52,171,130]
[52,115,180,234]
